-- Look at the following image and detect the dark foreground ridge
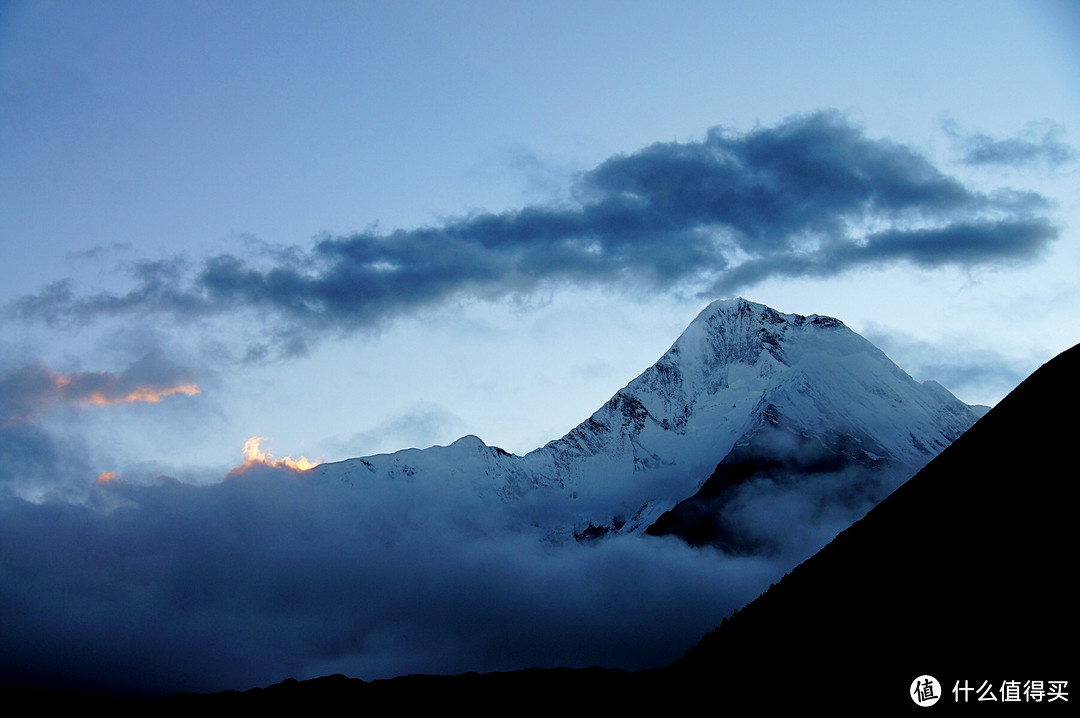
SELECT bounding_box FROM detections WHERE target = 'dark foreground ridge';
[10,345,1076,712]
[672,341,1077,711]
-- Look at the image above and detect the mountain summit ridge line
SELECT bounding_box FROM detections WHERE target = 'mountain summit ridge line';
[312,297,979,549]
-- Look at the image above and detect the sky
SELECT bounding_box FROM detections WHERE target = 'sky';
[1,0,1078,696]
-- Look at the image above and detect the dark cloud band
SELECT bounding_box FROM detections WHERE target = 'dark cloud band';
[7,112,1061,350]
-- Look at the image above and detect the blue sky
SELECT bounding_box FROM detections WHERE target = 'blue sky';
[2,0,1078,478]
[2,0,1079,695]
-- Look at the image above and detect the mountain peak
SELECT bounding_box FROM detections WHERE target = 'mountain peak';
[702,296,755,312]
[662,298,851,383]
[697,297,775,323]
[317,298,976,548]
[698,296,845,329]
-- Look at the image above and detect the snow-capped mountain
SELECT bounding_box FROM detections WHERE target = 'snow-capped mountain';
[312,298,979,547]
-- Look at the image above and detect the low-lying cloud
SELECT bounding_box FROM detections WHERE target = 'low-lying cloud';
[0,465,783,695]
[7,112,1062,357]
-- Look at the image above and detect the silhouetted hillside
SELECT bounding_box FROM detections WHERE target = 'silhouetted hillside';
[676,342,1077,710]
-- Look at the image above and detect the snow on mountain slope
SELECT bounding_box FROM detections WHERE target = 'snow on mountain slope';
[311,298,978,542]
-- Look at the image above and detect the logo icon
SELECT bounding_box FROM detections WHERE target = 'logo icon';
[912,675,942,707]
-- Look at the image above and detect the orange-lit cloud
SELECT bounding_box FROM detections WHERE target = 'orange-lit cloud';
[53,371,201,407]
[227,436,320,476]
[96,471,118,484]
[83,384,201,406]
[0,352,201,422]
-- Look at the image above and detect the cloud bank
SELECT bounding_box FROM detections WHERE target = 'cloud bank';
[7,112,1060,356]
[0,465,783,696]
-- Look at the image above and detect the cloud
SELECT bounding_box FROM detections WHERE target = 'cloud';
[0,349,200,423]
[322,404,468,458]
[0,467,783,696]
[7,112,1059,355]
[944,119,1077,168]
[710,217,1056,293]
[0,350,203,501]
[863,327,1032,405]
[227,436,320,475]
[0,418,91,501]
